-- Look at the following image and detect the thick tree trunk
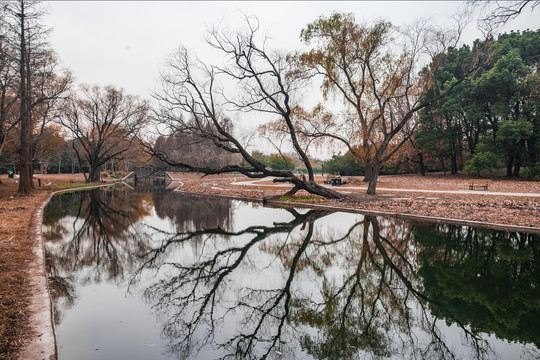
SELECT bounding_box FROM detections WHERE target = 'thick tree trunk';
[88,164,101,183]
[17,1,33,195]
[303,180,344,199]
[366,162,380,195]
[363,160,373,182]
[18,105,33,194]
[506,152,514,177]
[418,152,426,176]
[270,177,344,200]
[513,153,521,177]
[17,156,33,194]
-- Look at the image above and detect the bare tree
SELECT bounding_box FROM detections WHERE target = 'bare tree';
[468,0,539,31]
[4,0,46,193]
[150,15,344,199]
[60,85,148,183]
[3,0,71,193]
[0,9,19,177]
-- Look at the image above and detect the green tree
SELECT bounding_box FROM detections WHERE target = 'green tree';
[497,119,533,176]
[415,30,540,177]
[324,151,364,176]
[268,154,295,171]
[464,144,498,176]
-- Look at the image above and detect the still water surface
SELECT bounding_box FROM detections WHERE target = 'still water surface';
[43,184,540,359]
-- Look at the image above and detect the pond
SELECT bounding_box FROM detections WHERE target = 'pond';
[42,184,540,360]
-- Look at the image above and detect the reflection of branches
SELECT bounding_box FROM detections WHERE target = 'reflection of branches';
[44,187,152,323]
[134,205,507,360]
[371,216,490,359]
[62,188,149,281]
[134,208,332,359]
[45,191,537,359]
[226,218,316,359]
[295,215,496,360]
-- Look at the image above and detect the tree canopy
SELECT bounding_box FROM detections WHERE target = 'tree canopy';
[415,29,540,178]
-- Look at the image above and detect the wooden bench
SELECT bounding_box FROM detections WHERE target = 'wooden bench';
[469,179,491,191]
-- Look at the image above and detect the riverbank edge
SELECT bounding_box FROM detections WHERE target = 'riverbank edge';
[21,183,116,360]
[175,189,540,235]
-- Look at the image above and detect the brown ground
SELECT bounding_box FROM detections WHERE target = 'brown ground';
[0,171,539,359]
[0,174,85,359]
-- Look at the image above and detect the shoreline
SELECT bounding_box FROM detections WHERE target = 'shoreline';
[174,188,540,235]
[21,182,120,360]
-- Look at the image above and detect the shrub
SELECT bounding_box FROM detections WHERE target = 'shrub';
[464,150,498,176]
[521,163,540,180]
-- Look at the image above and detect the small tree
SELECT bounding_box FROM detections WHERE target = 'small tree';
[497,119,534,176]
[34,124,65,174]
[60,85,148,183]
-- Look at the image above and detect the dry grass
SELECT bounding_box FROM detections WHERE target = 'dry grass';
[0,173,93,359]
[0,178,49,359]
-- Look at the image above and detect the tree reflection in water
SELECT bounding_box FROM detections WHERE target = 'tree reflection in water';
[44,186,154,324]
[132,205,538,359]
[44,189,540,360]
[415,225,540,351]
[43,187,235,328]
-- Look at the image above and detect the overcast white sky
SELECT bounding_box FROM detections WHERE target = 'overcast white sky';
[43,1,540,99]
[42,1,539,158]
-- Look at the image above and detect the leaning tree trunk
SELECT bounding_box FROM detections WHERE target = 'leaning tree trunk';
[301,180,344,199]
